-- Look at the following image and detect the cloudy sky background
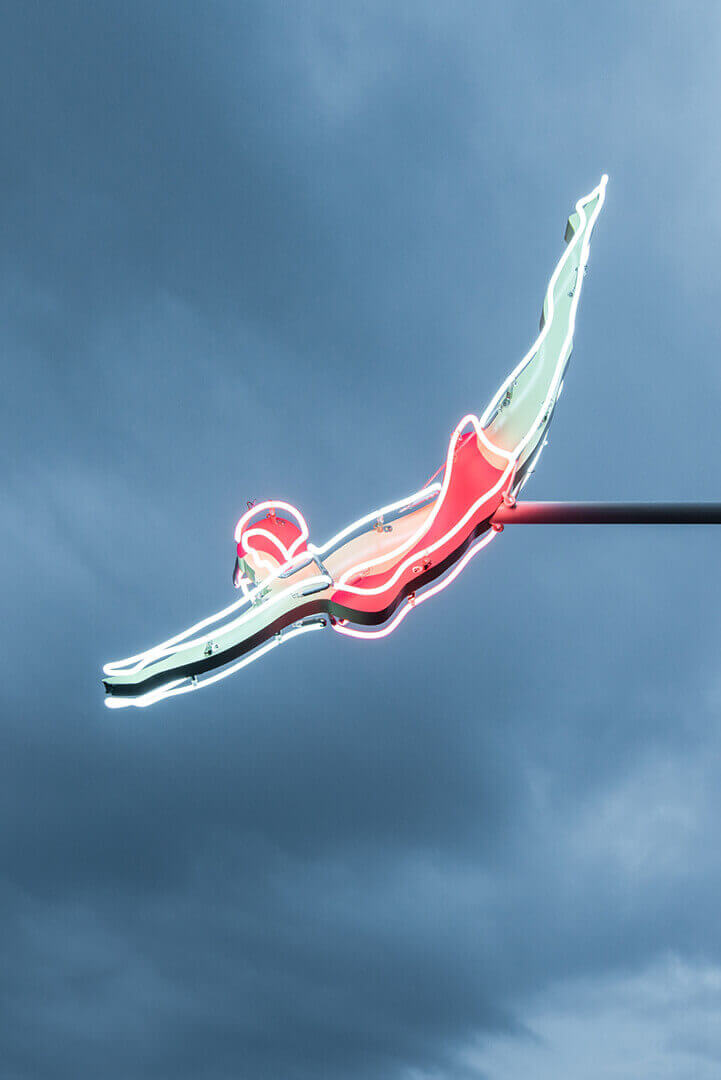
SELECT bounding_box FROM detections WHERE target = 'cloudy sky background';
[3,2,721,1077]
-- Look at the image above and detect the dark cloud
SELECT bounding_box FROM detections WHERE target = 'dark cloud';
[3,1,721,1077]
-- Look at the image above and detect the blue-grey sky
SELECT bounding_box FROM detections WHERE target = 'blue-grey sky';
[3,2,721,1077]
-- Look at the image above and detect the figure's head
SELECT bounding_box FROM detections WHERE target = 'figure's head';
[232,500,309,589]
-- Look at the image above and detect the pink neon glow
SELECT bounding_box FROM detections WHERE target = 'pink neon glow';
[228,412,513,612]
[234,500,310,548]
[103,177,607,701]
[241,526,298,574]
[334,414,513,597]
[331,530,497,640]
[234,500,310,576]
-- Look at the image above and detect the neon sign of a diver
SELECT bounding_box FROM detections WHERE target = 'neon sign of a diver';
[102,175,721,708]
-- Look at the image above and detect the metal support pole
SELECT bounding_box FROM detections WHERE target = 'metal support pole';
[492,502,721,525]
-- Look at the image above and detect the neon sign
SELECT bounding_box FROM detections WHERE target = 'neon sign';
[103,176,608,707]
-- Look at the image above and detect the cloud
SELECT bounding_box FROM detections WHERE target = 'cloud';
[2,2,721,1077]
[470,957,721,1080]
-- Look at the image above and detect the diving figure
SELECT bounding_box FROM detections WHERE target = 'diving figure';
[103,176,608,706]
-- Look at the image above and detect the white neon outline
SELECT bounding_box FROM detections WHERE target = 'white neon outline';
[332,529,497,640]
[332,415,513,596]
[234,500,310,575]
[236,576,253,597]
[242,529,296,574]
[309,483,442,557]
[103,485,443,677]
[103,177,606,690]
[480,175,607,434]
[322,175,607,599]
[105,622,324,708]
[233,500,310,546]
[104,499,414,678]
[102,572,331,676]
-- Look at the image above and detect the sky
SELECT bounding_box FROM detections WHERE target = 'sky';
[2,2,721,1077]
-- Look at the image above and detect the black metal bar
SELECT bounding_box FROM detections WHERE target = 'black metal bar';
[492,502,721,525]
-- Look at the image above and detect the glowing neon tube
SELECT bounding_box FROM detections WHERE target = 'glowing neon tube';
[102,176,607,706]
